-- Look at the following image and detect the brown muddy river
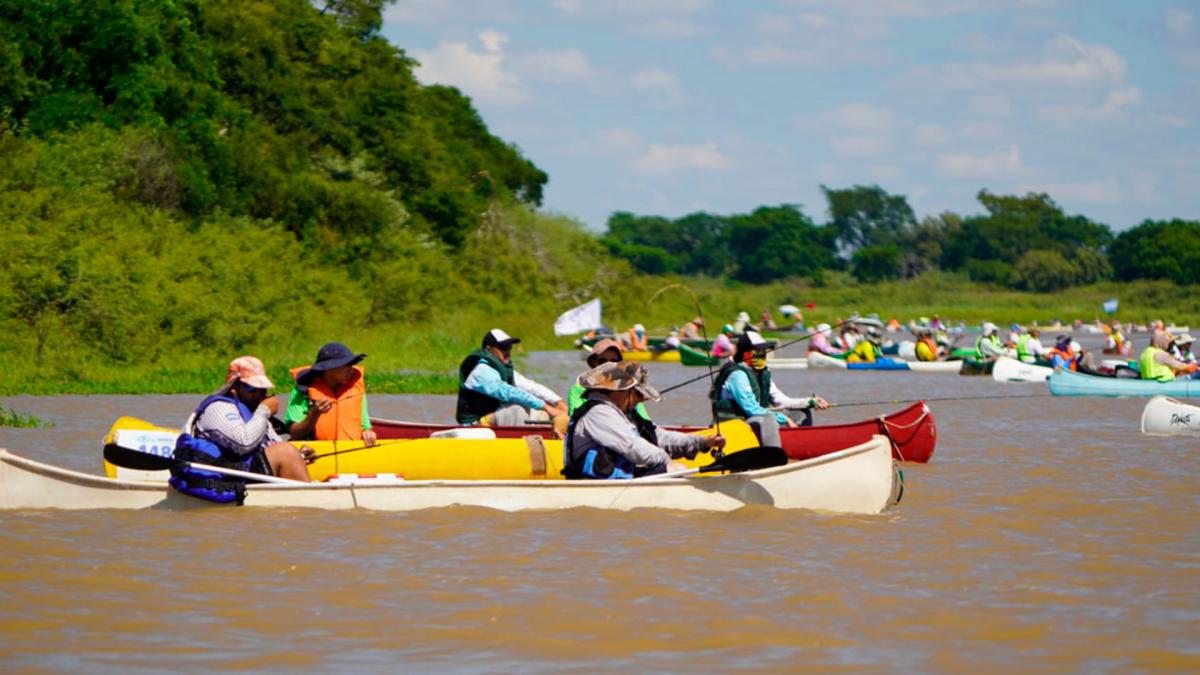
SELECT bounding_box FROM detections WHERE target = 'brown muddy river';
[1,344,1196,672]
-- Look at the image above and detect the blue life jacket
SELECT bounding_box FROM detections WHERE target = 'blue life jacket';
[168,395,269,505]
[563,399,663,480]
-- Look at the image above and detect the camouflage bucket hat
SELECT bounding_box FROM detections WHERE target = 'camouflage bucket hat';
[577,361,662,402]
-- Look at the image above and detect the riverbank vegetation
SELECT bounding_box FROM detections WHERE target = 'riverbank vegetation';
[1,1,1196,397]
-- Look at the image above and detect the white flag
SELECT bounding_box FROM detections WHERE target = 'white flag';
[554,298,602,336]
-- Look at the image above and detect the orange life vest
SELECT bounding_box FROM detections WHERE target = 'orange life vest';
[916,337,938,361]
[628,328,648,351]
[289,365,366,441]
[1046,348,1077,371]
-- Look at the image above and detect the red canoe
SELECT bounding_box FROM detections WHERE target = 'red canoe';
[370,401,936,463]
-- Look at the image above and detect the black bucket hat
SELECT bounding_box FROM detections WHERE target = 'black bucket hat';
[297,342,366,385]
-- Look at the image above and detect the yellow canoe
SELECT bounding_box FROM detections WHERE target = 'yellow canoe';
[621,349,681,363]
[102,416,759,481]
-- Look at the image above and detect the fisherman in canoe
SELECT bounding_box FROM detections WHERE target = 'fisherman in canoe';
[680,316,705,338]
[808,323,843,356]
[914,326,939,362]
[846,326,884,363]
[169,356,312,502]
[710,331,829,447]
[622,323,649,351]
[457,329,569,433]
[711,324,737,358]
[975,322,1007,360]
[1014,326,1049,364]
[567,338,650,420]
[1139,332,1199,382]
[1047,335,1078,371]
[1172,334,1199,379]
[1102,320,1130,356]
[285,342,376,447]
[564,361,725,479]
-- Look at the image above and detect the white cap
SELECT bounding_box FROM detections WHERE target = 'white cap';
[816,323,831,335]
[633,323,645,332]
[982,322,998,335]
[1071,340,1083,353]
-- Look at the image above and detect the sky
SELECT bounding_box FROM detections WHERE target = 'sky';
[381,0,1200,233]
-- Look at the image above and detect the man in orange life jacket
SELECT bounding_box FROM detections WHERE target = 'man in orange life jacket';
[284,342,377,447]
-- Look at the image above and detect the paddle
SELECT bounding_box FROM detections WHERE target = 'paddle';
[655,445,788,479]
[103,443,304,485]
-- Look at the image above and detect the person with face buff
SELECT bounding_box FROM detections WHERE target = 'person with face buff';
[710,331,829,447]
[564,361,725,479]
[456,329,568,430]
[171,356,312,502]
[285,342,376,446]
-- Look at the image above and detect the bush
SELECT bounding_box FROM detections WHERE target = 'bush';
[963,258,1011,285]
[850,245,901,283]
[1011,249,1076,292]
[1109,219,1200,284]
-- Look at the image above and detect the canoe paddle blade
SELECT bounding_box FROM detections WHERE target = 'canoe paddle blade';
[103,444,179,472]
[698,446,788,474]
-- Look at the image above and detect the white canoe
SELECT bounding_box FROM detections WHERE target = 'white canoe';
[806,352,849,369]
[0,437,901,514]
[992,356,1053,383]
[906,360,962,374]
[1140,396,1200,436]
[765,356,808,369]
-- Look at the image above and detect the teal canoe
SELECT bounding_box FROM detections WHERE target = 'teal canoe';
[1048,368,1200,397]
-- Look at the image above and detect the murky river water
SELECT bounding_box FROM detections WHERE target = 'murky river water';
[1,343,1196,672]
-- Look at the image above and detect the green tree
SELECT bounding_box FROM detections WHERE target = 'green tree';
[1109,219,1200,284]
[849,245,902,283]
[1011,249,1076,292]
[821,184,916,256]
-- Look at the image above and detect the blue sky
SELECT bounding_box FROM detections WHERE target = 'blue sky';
[381,1,1200,233]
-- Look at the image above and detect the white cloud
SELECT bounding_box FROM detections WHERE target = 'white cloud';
[916,124,950,146]
[830,135,891,157]
[971,94,1012,117]
[938,146,1026,178]
[632,141,732,175]
[412,32,528,106]
[934,34,1129,89]
[512,49,595,84]
[631,67,686,107]
[1019,177,1123,204]
[960,121,1004,141]
[1039,84,1142,123]
[828,103,895,132]
[563,128,645,159]
[1166,8,1194,36]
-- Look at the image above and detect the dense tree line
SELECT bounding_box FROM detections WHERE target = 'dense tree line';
[603,186,1198,291]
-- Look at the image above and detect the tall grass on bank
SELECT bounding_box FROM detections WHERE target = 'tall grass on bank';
[0,404,47,428]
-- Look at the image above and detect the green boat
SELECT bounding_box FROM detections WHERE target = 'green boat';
[679,343,725,367]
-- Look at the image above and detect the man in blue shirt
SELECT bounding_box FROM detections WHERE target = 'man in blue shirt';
[456,329,568,433]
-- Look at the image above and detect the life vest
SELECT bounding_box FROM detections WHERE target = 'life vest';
[1015,334,1033,361]
[915,338,938,362]
[975,334,1002,357]
[709,361,771,421]
[1138,347,1175,382]
[289,365,366,441]
[628,328,648,351]
[1047,347,1077,371]
[168,395,269,505]
[456,349,515,424]
[568,382,651,420]
[563,399,659,479]
[846,340,880,363]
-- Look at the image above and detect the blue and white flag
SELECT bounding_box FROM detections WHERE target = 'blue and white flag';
[554,298,602,336]
[1102,298,1119,314]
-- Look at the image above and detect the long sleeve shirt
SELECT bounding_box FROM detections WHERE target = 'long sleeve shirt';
[809,332,840,355]
[711,334,734,357]
[571,396,708,468]
[719,370,790,425]
[191,400,280,456]
[464,362,562,410]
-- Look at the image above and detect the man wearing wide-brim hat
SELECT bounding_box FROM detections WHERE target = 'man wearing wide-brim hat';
[456,328,568,431]
[285,342,376,446]
[564,361,725,479]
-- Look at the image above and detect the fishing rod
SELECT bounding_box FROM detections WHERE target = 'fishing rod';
[828,392,1054,409]
[649,284,721,441]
